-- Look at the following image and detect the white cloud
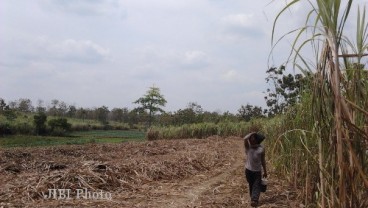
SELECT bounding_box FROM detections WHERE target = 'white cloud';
[183,50,209,67]
[40,0,122,16]
[221,13,255,27]
[55,39,111,63]
[221,69,237,81]
[18,37,111,64]
[219,13,265,42]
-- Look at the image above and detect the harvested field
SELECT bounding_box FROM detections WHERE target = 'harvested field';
[0,137,299,207]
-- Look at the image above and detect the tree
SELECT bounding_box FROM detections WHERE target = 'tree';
[173,108,197,125]
[3,106,17,121]
[48,118,71,136]
[237,104,264,121]
[0,98,7,112]
[187,102,203,114]
[133,86,167,127]
[157,112,174,126]
[95,106,110,125]
[172,102,203,125]
[0,98,16,121]
[201,111,221,123]
[34,112,47,135]
[48,99,59,116]
[76,107,88,121]
[58,101,68,116]
[8,100,17,109]
[67,105,77,118]
[110,107,130,123]
[36,99,46,113]
[128,109,146,127]
[0,99,16,121]
[264,66,307,116]
[18,98,34,113]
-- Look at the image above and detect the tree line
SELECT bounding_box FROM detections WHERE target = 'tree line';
[0,97,265,126]
[0,66,306,136]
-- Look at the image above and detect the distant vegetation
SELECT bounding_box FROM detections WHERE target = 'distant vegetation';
[0,130,145,147]
[1,64,308,137]
[147,120,263,140]
[0,90,274,137]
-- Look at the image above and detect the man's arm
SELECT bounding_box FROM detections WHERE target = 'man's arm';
[244,132,254,151]
[261,149,267,178]
[244,136,250,150]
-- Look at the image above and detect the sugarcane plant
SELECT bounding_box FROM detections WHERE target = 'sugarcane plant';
[272,0,368,207]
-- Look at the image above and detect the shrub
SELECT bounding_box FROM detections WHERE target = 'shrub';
[113,123,130,130]
[0,122,13,136]
[103,124,113,130]
[34,112,47,135]
[48,118,71,136]
[15,122,33,135]
[146,128,160,141]
[71,124,91,131]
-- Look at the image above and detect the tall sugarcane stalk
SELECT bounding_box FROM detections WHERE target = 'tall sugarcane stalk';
[272,0,368,207]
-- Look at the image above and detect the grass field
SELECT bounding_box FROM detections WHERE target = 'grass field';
[0,130,146,147]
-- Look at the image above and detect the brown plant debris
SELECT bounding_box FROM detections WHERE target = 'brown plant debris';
[0,137,300,207]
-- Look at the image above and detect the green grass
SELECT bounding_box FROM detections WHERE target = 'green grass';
[0,112,132,131]
[0,130,146,148]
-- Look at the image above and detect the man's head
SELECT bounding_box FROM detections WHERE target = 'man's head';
[249,133,258,145]
[255,133,265,144]
[250,132,265,145]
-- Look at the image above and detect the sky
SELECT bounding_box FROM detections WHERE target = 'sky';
[1,0,366,113]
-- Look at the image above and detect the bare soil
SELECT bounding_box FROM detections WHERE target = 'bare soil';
[0,137,300,207]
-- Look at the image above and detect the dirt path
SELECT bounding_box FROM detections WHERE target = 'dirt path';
[141,139,299,208]
[159,156,243,208]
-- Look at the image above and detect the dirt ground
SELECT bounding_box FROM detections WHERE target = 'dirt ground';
[0,137,300,208]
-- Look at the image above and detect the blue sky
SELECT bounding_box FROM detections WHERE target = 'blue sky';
[1,0,366,113]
